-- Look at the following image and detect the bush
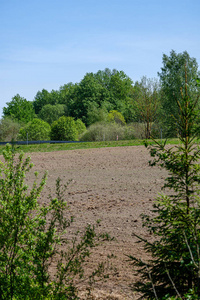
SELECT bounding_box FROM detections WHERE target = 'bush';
[18,118,51,141]
[80,122,135,142]
[107,110,126,125]
[75,119,86,136]
[51,116,78,141]
[0,117,20,142]
[126,122,146,139]
[127,122,163,139]
[0,144,113,299]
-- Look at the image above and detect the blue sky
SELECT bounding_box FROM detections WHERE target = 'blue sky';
[0,0,200,117]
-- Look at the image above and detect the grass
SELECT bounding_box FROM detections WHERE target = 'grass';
[0,138,180,155]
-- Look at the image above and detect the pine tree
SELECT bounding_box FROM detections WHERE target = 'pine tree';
[129,67,200,299]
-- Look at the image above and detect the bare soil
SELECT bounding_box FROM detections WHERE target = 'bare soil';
[17,146,168,299]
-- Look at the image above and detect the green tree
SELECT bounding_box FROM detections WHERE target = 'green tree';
[33,89,61,115]
[18,119,51,141]
[59,82,78,113]
[3,94,35,124]
[134,77,161,139]
[69,69,134,126]
[0,144,112,299]
[87,102,108,126]
[70,73,107,125]
[129,69,200,299]
[158,50,200,137]
[0,118,20,142]
[94,68,135,122]
[38,104,65,124]
[51,116,78,141]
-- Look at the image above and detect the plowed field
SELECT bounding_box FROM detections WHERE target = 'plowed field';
[17,146,168,299]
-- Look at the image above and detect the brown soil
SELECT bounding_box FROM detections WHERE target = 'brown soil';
[11,146,168,299]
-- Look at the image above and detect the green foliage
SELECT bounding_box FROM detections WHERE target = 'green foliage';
[134,77,161,139]
[33,89,58,115]
[65,68,135,125]
[51,116,78,141]
[158,50,200,137]
[18,118,51,141]
[68,73,107,125]
[86,102,108,126]
[75,119,86,136]
[126,122,147,139]
[38,104,65,124]
[58,83,79,116]
[3,94,35,124]
[129,70,200,299]
[0,144,113,299]
[80,122,134,142]
[107,110,126,125]
[0,118,21,142]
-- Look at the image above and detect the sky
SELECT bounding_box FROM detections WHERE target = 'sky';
[0,0,200,117]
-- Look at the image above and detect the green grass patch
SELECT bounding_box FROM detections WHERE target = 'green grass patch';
[0,139,181,155]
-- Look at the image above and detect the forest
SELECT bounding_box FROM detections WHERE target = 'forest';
[1,50,200,142]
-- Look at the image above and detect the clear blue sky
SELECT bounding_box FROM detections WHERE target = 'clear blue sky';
[0,0,200,117]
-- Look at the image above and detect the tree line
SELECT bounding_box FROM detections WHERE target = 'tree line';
[1,50,200,142]
[1,61,200,299]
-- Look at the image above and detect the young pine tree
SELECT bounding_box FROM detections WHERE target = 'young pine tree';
[129,68,200,299]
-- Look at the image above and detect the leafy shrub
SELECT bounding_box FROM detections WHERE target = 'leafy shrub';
[107,110,126,125]
[75,119,86,136]
[127,122,162,139]
[126,122,146,139]
[0,144,113,299]
[0,117,20,142]
[51,116,78,141]
[18,118,51,141]
[80,122,135,142]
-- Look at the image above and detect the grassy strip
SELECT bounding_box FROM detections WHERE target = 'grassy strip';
[0,139,180,155]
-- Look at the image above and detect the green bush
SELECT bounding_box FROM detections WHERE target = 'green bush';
[51,116,78,141]
[107,110,126,125]
[80,122,135,142]
[0,117,21,142]
[0,144,112,299]
[18,118,51,141]
[126,122,146,139]
[75,119,86,136]
[127,122,162,139]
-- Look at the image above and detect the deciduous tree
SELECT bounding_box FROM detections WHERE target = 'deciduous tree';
[3,94,35,124]
[134,77,161,139]
[38,104,65,124]
[158,50,200,137]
